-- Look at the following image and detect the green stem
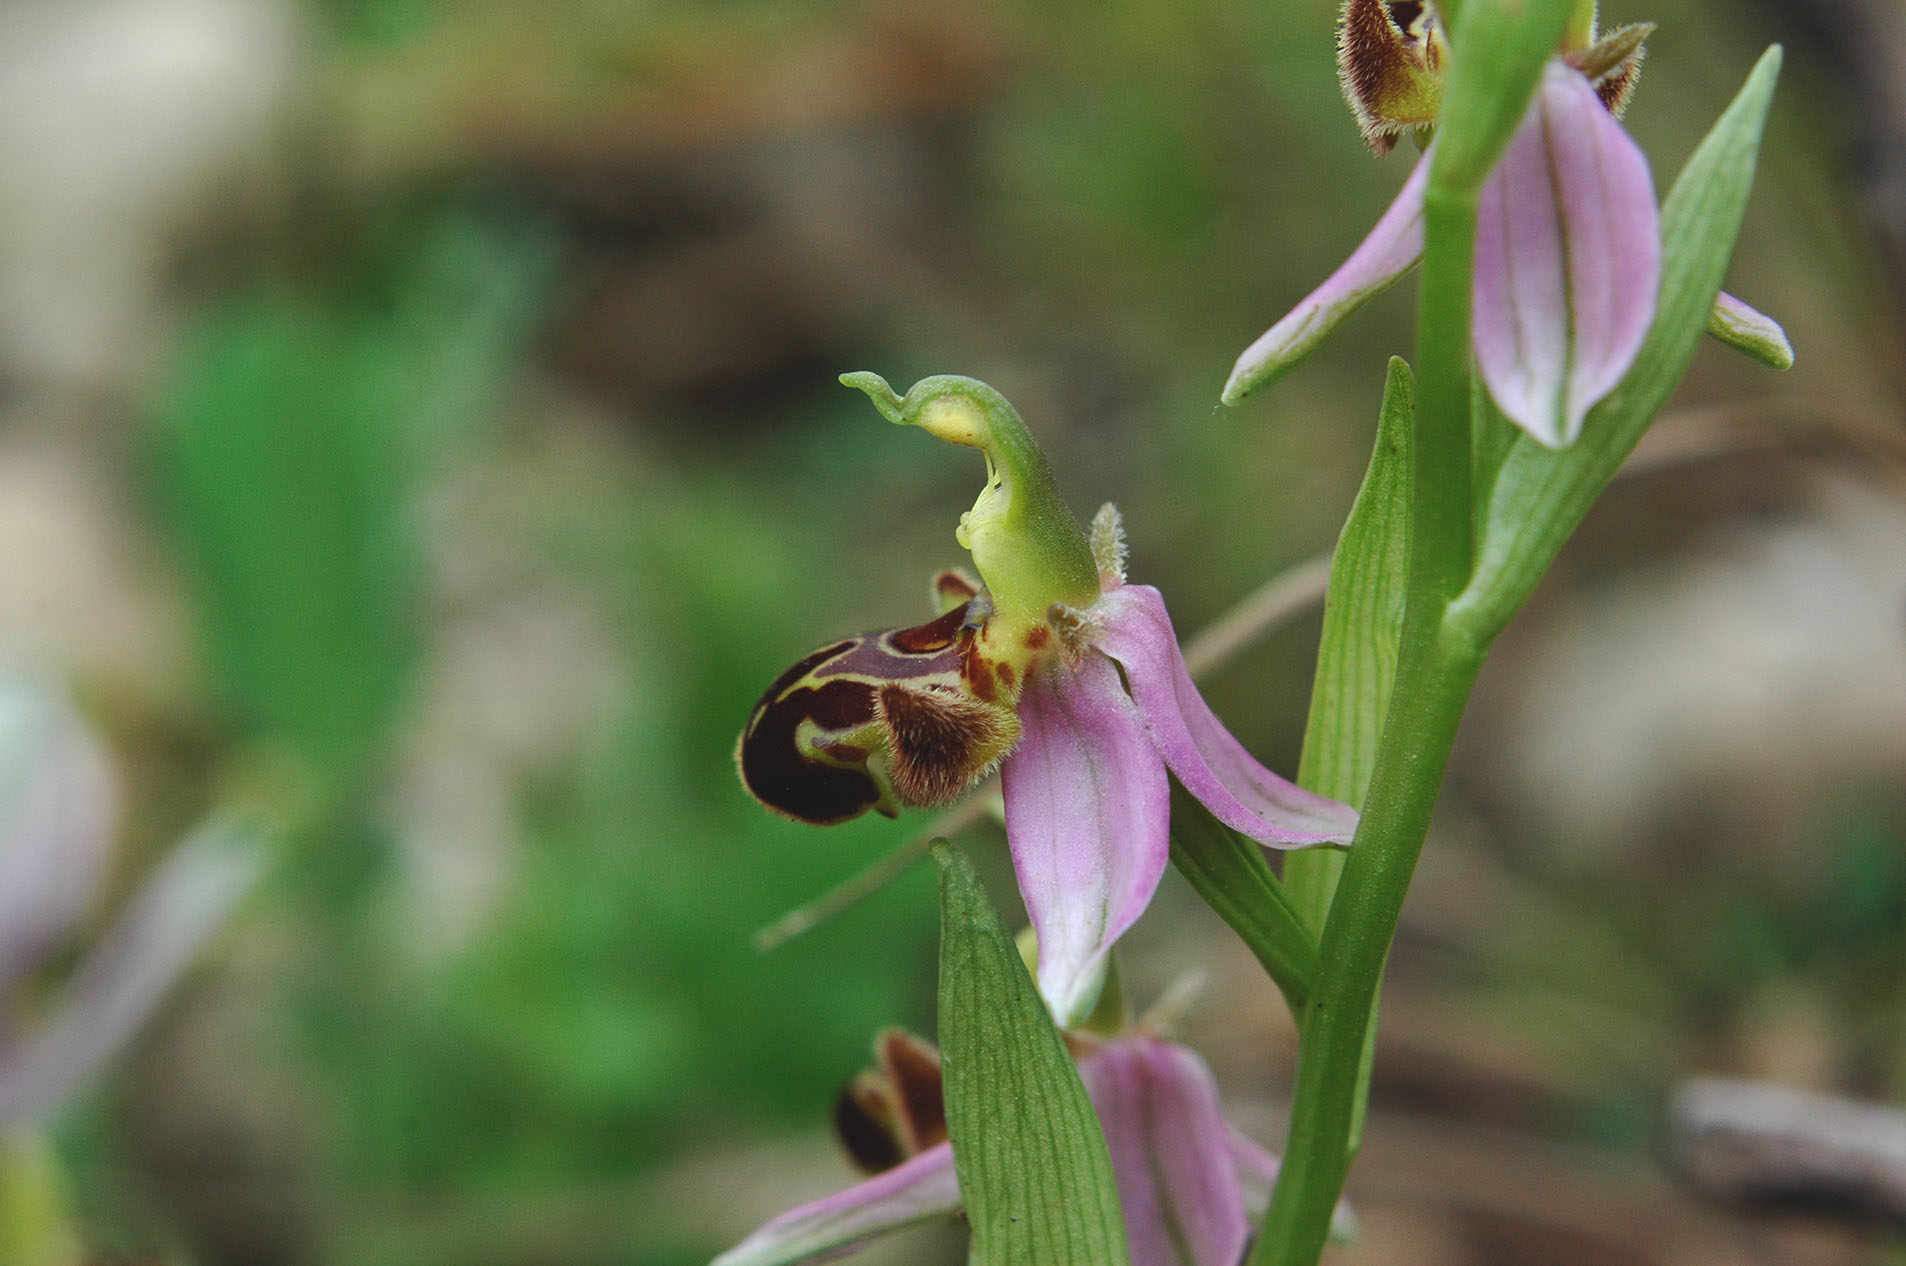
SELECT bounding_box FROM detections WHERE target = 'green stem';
[1246,122,1490,1266]
[1411,184,1479,600]
[1246,628,1482,1266]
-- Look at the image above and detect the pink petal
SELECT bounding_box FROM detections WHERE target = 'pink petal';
[711,1143,961,1266]
[1002,652,1171,1027]
[1080,1038,1248,1266]
[1473,60,1659,448]
[1226,1127,1358,1243]
[1223,154,1431,405]
[1225,1126,1283,1221]
[1092,586,1358,847]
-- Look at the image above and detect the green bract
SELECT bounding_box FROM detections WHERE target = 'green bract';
[933,842,1130,1266]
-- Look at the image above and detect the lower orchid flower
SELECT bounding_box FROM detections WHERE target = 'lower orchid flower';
[739,374,1356,1026]
[1223,1,1788,445]
[713,1025,1348,1266]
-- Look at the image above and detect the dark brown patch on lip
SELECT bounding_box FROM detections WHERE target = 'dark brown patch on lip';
[1339,0,1435,155]
[964,652,996,702]
[1024,626,1051,651]
[879,1030,947,1154]
[1594,57,1641,116]
[996,661,1016,691]
[739,678,884,824]
[739,596,1009,822]
[834,1072,905,1175]
[803,678,878,730]
[886,602,971,655]
[1341,0,1406,124]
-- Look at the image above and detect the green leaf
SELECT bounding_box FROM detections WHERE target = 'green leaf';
[157,298,417,785]
[1169,785,1319,1018]
[932,842,1129,1266]
[1284,357,1414,933]
[1284,358,1413,1161]
[1451,46,1784,644]
[154,216,552,790]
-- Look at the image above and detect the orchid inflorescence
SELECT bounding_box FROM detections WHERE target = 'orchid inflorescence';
[725,1,1787,1263]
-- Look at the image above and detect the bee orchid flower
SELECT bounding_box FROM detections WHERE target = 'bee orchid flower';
[1224,2,1788,446]
[712,1028,1344,1266]
[738,374,1356,1025]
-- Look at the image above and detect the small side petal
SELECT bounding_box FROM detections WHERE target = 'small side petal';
[1223,154,1431,405]
[1227,1127,1358,1245]
[1473,61,1659,448]
[711,1143,961,1266]
[1002,652,1170,1028]
[1092,586,1358,847]
[1226,1126,1282,1221]
[1707,291,1793,370]
[1081,1039,1248,1266]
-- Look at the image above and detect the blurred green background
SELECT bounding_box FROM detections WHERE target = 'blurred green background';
[3,0,1904,1263]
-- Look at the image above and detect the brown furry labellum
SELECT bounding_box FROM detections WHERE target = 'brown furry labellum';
[1338,0,1447,155]
[737,596,1021,825]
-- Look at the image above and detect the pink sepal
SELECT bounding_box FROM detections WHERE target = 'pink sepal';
[1002,651,1171,1027]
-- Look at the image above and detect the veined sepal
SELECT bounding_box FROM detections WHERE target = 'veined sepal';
[1449,46,1784,645]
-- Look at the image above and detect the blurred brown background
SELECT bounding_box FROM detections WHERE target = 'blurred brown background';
[0,0,1902,1263]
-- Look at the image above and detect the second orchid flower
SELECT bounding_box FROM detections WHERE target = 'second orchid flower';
[1226,2,1789,446]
